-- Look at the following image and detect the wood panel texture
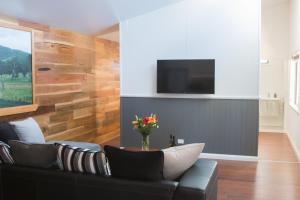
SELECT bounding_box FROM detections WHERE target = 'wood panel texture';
[93,39,120,144]
[0,18,120,144]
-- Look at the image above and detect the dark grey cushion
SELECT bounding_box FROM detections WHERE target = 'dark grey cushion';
[0,122,19,144]
[8,140,57,169]
[47,141,101,151]
[104,145,164,181]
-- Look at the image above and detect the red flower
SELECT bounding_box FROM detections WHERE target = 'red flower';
[143,117,149,125]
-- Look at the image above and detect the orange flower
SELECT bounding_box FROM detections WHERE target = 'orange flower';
[148,117,156,123]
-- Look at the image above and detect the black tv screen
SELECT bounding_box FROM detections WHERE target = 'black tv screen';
[157,59,215,94]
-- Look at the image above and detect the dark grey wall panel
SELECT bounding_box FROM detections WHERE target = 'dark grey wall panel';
[121,97,259,156]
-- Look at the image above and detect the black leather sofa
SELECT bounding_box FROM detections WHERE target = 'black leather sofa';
[0,159,217,200]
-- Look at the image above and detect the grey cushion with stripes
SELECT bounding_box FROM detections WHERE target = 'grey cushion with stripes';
[56,143,110,176]
[0,142,14,164]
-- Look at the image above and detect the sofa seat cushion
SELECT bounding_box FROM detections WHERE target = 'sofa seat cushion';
[47,141,101,151]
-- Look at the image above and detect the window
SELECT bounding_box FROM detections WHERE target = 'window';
[289,52,300,112]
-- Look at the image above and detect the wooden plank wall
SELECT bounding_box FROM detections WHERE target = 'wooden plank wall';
[0,18,120,144]
[94,39,120,144]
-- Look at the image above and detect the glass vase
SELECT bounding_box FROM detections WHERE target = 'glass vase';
[142,135,150,151]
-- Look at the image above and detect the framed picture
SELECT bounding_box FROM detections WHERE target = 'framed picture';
[0,23,37,116]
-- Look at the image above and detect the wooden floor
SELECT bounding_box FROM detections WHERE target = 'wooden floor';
[258,132,299,162]
[102,133,300,200]
[218,133,300,200]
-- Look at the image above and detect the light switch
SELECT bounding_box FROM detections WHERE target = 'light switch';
[178,139,184,144]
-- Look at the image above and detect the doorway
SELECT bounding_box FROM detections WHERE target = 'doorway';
[259,0,289,133]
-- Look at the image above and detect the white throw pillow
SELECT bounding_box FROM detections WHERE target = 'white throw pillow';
[162,143,205,180]
[10,118,45,144]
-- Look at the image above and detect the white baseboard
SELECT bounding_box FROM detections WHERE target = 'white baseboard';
[259,129,286,133]
[200,153,258,162]
[287,133,300,161]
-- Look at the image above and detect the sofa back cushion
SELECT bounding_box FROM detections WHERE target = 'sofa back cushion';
[0,122,19,144]
[0,141,14,164]
[9,140,57,169]
[56,143,110,176]
[162,143,205,180]
[104,145,164,181]
[10,117,45,143]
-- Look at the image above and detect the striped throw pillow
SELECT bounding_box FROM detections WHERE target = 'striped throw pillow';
[56,143,110,176]
[0,142,14,164]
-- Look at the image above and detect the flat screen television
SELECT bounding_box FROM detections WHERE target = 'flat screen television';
[157,59,215,94]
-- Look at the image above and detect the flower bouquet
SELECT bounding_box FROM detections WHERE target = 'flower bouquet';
[132,114,159,151]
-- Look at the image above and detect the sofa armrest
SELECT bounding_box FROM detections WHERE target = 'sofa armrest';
[174,159,218,200]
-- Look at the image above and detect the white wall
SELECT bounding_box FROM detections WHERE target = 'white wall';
[120,0,260,99]
[285,0,300,157]
[260,2,289,99]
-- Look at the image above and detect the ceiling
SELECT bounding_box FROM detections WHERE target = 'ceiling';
[0,0,183,35]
